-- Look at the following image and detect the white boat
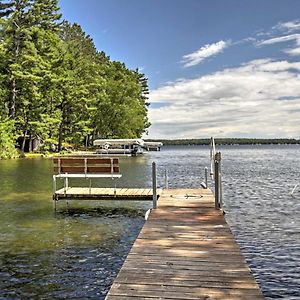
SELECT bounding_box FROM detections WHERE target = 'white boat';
[93,139,145,156]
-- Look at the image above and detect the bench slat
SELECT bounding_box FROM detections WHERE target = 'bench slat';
[54,166,120,173]
[55,174,122,178]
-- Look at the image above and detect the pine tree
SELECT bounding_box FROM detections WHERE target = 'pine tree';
[0,0,62,151]
[54,22,100,150]
[0,0,31,119]
[0,2,13,18]
[29,0,61,30]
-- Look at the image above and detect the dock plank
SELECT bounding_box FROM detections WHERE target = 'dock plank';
[105,189,264,300]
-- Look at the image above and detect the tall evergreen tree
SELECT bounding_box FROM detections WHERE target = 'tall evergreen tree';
[53,22,95,150]
[0,0,62,151]
[0,0,31,119]
[0,2,14,18]
[30,0,61,30]
[0,0,151,155]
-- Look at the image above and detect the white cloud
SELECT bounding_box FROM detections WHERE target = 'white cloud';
[257,33,300,46]
[146,59,300,139]
[285,47,300,56]
[182,40,228,67]
[256,20,300,56]
[276,20,300,32]
[257,33,300,57]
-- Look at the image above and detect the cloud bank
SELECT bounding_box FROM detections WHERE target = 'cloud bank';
[147,59,300,138]
[182,40,228,67]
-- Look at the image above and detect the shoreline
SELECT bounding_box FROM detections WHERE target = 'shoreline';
[1,142,300,160]
[145,138,300,146]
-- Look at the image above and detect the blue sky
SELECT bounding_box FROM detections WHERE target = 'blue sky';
[59,0,300,139]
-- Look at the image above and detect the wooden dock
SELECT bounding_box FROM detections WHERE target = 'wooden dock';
[105,188,264,300]
[54,187,163,201]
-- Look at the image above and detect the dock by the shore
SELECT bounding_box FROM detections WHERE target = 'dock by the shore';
[105,188,264,300]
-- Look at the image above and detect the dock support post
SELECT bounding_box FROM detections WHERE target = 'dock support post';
[204,167,208,189]
[52,175,57,213]
[214,152,221,209]
[164,169,168,189]
[53,175,57,198]
[152,162,157,209]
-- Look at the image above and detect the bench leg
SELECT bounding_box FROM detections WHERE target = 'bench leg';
[89,178,92,194]
[53,196,57,213]
[114,180,117,197]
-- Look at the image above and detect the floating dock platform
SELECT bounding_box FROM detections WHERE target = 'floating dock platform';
[105,188,264,300]
[54,187,162,201]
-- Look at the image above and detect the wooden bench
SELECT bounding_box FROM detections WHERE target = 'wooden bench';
[52,157,122,199]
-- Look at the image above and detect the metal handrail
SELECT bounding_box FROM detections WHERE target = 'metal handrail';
[291,183,299,198]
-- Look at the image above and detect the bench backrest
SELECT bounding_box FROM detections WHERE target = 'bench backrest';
[53,157,120,174]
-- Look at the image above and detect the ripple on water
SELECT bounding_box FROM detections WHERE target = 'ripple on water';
[0,205,145,300]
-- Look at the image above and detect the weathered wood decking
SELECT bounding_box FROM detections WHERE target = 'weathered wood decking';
[105,188,264,300]
[54,187,162,201]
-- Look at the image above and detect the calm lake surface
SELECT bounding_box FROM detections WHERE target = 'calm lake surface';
[0,145,300,299]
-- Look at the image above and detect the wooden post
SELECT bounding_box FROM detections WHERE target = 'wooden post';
[152,162,157,209]
[214,152,221,209]
[164,169,168,189]
[58,158,61,174]
[84,158,87,175]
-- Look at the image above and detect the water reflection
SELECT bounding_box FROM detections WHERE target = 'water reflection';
[0,157,147,299]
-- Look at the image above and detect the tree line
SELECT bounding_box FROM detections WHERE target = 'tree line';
[0,0,150,158]
[146,138,300,145]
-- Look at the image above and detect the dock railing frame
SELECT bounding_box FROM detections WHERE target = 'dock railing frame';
[214,151,223,209]
[152,162,157,209]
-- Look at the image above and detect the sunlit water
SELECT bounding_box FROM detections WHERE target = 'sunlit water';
[0,145,300,299]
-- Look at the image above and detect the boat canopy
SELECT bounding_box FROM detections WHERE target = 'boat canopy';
[93,139,145,146]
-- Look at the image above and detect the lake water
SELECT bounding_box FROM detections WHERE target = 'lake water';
[0,145,300,299]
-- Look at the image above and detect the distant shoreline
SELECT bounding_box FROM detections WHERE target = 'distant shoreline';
[145,138,300,145]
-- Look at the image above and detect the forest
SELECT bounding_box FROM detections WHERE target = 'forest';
[0,0,150,158]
